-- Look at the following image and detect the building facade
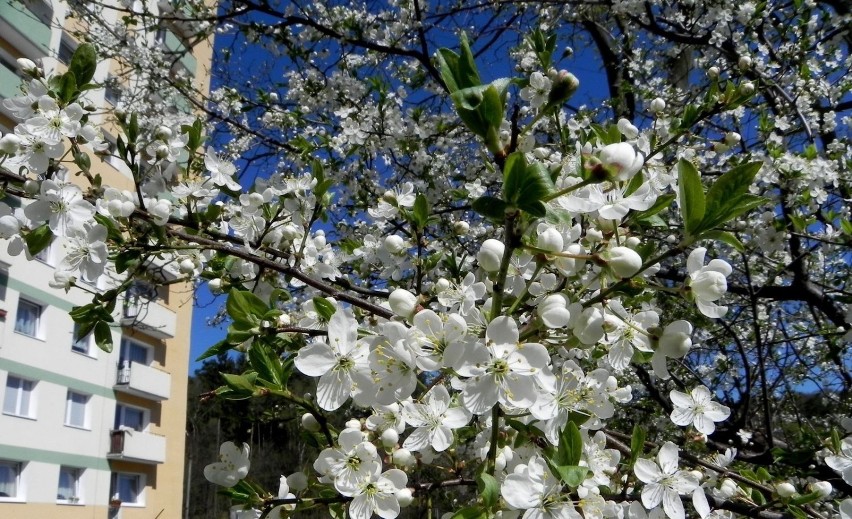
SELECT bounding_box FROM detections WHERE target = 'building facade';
[0,1,213,517]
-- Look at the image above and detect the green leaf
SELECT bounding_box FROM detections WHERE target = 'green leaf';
[247,340,284,389]
[557,421,583,466]
[630,424,646,466]
[698,162,765,231]
[24,225,54,256]
[518,200,546,217]
[93,321,113,353]
[701,230,745,252]
[226,290,269,325]
[554,465,588,488]
[412,193,430,230]
[677,159,705,235]
[196,339,233,361]
[632,193,675,221]
[312,297,336,322]
[68,43,97,86]
[786,505,808,519]
[476,473,499,508]
[790,492,822,506]
[436,33,481,93]
[472,196,508,220]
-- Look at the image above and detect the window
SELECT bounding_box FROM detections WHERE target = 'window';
[114,404,146,432]
[57,466,82,503]
[0,266,7,301]
[0,460,22,500]
[110,473,142,505]
[119,338,151,366]
[65,391,90,429]
[33,239,53,264]
[3,376,35,418]
[14,299,42,338]
[58,35,75,64]
[71,323,95,357]
[104,76,122,106]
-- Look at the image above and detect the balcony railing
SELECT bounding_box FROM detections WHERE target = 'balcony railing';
[115,361,171,401]
[108,429,166,464]
[121,295,177,339]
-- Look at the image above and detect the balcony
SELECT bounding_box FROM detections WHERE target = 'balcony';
[108,429,166,464]
[121,295,177,339]
[115,361,171,401]
[0,2,52,56]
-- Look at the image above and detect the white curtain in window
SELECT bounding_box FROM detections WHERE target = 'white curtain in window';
[0,463,18,498]
[58,467,77,500]
[66,393,88,427]
[14,301,38,337]
[3,377,32,416]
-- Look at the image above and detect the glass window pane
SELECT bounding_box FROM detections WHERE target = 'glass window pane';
[66,392,88,427]
[3,377,32,417]
[14,300,40,337]
[118,474,138,503]
[58,467,79,500]
[0,462,19,498]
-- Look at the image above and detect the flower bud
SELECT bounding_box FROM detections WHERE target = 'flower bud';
[301,413,321,432]
[546,69,579,106]
[809,481,832,498]
[389,288,418,318]
[477,239,505,272]
[345,419,362,430]
[17,58,38,74]
[384,235,406,254]
[453,221,469,236]
[0,134,22,154]
[608,246,643,278]
[392,448,414,468]
[537,226,563,253]
[617,118,639,139]
[539,293,571,329]
[707,66,720,79]
[155,125,173,140]
[396,488,414,507]
[719,478,739,498]
[738,56,753,70]
[208,278,223,294]
[649,97,666,113]
[724,132,742,146]
[380,428,399,448]
[598,142,644,181]
[775,482,797,498]
[434,278,451,293]
[740,81,755,95]
[0,215,20,238]
[179,258,196,274]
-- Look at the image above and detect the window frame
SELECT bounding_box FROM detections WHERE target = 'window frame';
[3,375,36,419]
[119,338,152,366]
[64,390,90,430]
[14,298,43,339]
[57,466,83,504]
[71,322,96,358]
[110,472,144,506]
[0,459,24,502]
[114,403,148,432]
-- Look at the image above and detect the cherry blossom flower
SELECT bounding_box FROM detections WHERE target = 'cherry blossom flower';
[401,385,471,452]
[686,248,731,318]
[669,386,730,435]
[294,307,372,410]
[445,316,550,414]
[203,442,251,487]
[634,442,699,519]
[58,223,108,280]
[502,455,582,518]
[314,428,381,494]
[24,179,95,236]
[559,182,656,221]
[344,468,408,519]
[826,436,852,485]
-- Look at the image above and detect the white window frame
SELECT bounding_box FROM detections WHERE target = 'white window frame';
[33,239,54,265]
[3,375,36,419]
[119,338,152,366]
[57,466,83,504]
[71,323,96,358]
[114,403,148,432]
[110,472,144,506]
[64,391,90,430]
[14,298,43,339]
[0,460,24,502]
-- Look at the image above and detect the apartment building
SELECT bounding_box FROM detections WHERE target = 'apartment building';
[0,1,213,517]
